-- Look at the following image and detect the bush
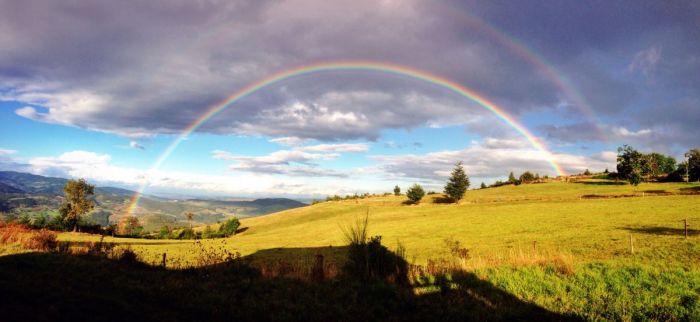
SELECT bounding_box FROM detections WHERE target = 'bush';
[406,184,425,204]
[519,171,535,184]
[341,216,408,285]
[159,225,171,239]
[22,229,57,251]
[175,228,197,240]
[219,217,240,237]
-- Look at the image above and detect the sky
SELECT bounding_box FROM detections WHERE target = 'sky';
[1,0,698,198]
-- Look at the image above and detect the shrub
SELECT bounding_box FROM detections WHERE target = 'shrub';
[22,229,57,251]
[176,228,197,240]
[343,235,408,285]
[0,223,32,244]
[406,184,425,204]
[159,225,171,239]
[116,248,141,264]
[519,171,535,184]
[219,217,240,237]
[393,185,401,196]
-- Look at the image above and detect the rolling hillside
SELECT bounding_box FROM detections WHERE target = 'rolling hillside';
[52,180,700,265]
[7,180,700,320]
[0,171,306,230]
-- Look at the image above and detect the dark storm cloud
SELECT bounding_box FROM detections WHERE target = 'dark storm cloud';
[1,0,698,148]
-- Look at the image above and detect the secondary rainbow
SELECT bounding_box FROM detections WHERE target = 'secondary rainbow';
[442,5,605,140]
[125,61,566,216]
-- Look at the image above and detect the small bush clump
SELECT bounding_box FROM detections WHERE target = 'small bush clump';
[21,229,57,251]
[406,184,425,204]
[218,217,240,237]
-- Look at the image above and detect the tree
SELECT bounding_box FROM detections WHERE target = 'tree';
[159,225,171,239]
[185,212,194,229]
[59,178,95,232]
[617,145,643,186]
[519,171,535,184]
[406,184,425,204]
[219,217,241,237]
[583,169,591,175]
[686,148,700,182]
[117,216,143,236]
[480,182,487,189]
[642,152,677,177]
[443,162,470,202]
[507,171,517,184]
[393,185,401,196]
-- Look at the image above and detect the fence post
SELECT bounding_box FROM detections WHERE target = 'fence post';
[532,241,537,254]
[162,253,167,268]
[311,254,325,282]
[629,235,634,254]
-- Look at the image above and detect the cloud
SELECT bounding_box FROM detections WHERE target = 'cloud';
[212,149,346,177]
[129,141,145,150]
[0,1,698,153]
[629,46,662,77]
[612,127,652,138]
[370,138,616,183]
[28,151,119,179]
[299,143,369,153]
[0,0,584,141]
[11,149,355,196]
[269,137,307,146]
[0,148,17,155]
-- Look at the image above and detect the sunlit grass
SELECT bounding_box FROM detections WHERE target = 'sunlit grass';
[31,181,698,268]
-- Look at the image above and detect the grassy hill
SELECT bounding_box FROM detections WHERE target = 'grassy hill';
[46,180,700,265]
[4,180,700,320]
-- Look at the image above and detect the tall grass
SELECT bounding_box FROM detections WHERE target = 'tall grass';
[339,211,369,245]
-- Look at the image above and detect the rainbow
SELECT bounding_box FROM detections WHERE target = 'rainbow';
[125,61,566,216]
[442,7,605,140]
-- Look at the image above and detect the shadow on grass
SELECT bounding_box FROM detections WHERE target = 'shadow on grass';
[59,240,192,247]
[0,247,580,321]
[680,186,700,192]
[643,190,669,194]
[620,226,700,236]
[235,226,249,234]
[576,181,626,185]
[431,196,455,204]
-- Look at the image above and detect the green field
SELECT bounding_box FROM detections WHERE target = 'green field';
[3,180,700,320]
[45,181,700,266]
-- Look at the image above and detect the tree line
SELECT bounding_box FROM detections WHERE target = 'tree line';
[616,145,699,186]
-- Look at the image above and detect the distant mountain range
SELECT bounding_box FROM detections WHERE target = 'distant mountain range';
[0,171,307,231]
[0,171,135,196]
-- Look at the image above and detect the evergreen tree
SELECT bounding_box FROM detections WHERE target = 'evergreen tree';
[406,184,425,204]
[393,185,401,196]
[444,162,470,202]
[508,171,517,183]
[480,182,486,189]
